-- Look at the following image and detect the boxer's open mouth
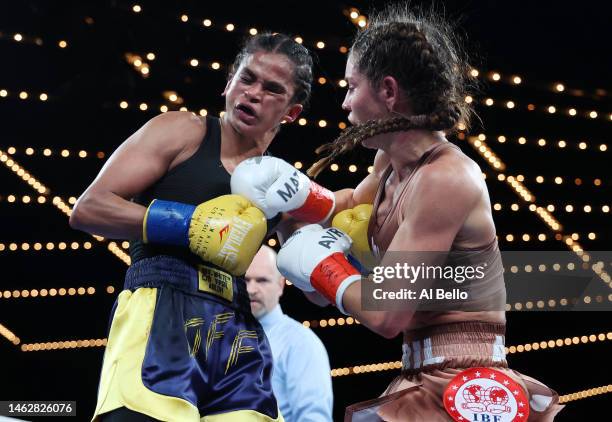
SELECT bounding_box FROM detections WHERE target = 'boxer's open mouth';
[236,103,257,118]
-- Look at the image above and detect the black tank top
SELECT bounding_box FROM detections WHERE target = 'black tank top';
[129,115,278,264]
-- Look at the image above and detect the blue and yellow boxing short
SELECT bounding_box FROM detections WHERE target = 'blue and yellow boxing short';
[92,255,282,422]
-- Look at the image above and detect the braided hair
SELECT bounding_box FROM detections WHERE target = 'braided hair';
[308,4,476,177]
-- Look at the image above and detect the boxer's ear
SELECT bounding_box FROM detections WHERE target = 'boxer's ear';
[222,75,233,96]
[282,104,303,123]
[380,76,401,113]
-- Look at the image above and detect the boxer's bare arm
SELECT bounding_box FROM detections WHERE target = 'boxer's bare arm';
[341,164,482,338]
[69,112,206,239]
[333,150,390,213]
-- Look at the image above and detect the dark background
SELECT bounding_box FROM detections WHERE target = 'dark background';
[0,1,610,420]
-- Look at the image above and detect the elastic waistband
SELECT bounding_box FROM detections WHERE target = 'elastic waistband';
[124,255,250,312]
[401,321,507,374]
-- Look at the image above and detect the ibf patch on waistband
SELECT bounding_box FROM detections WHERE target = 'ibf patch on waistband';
[198,264,234,302]
[443,367,529,422]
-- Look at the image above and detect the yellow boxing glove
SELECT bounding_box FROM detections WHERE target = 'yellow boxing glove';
[332,204,376,269]
[144,195,267,275]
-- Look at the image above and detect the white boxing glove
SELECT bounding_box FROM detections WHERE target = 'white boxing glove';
[277,224,361,314]
[230,156,335,223]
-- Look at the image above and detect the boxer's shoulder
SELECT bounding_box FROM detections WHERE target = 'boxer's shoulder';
[372,149,391,176]
[137,112,208,167]
[147,111,207,142]
[411,161,483,211]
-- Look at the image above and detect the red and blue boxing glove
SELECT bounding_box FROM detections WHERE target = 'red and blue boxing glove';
[276,224,362,315]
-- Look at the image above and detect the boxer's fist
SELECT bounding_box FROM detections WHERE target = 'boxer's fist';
[144,195,266,275]
[231,156,335,223]
[332,204,376,269]
[277,224,361,314]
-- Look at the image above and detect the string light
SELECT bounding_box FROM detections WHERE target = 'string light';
[0,31,57,48]
[465,136,612,285]
[1,286,104,300]
[331,333,612,380]
[108,242,131,265]
[466,68,608,99]
[0,323,20,345]
[21,338,108,352]
[329,331,612,377]
[469,136,505,170]
[474,96,609,119]
[559,384,612,404]
[488,134,608,152]
[332,361,401,377]
[507,332,612,354]
[487,172,607,188]
[0,89,51,102]
[491,201,610,215]
[0,240,94,253]
[303,317,359,328]
[0,150,48,194]
[346,8,368,28]
[0,151,131,265]
[125,53,151,78]
[4,148,104,159]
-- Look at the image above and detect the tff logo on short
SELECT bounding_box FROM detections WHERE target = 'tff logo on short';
[443,368,529,422]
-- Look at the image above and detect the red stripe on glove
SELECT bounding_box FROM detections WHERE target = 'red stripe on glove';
[288,181,334,223]
[311,252,360,305]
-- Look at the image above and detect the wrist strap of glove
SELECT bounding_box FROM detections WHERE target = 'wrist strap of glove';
[288,180,335,224]
[143,199,196,246]
[310,252,361,315]
[335,275,361,315]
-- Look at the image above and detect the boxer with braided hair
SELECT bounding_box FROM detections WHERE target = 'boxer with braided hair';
[308,11,471,178]
[271,4,564,421]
